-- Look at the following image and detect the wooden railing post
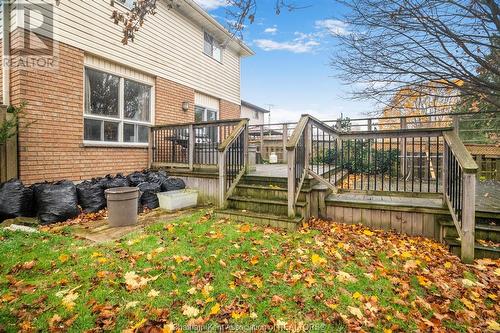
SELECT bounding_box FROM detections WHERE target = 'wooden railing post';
[282,123,288,163]
[442,141,449,206]
[259,125,264,160]
[304,122,311,170]
[148,128,153,169]
[287,149,296,218]
[218,151,226,209]
[244,123,249,171]
[461,172,476,263]
[452,115,459,135]
[189,124,195,171]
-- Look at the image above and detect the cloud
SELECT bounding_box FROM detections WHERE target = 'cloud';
[195,0,228,10]
[254,38,320,53]
[314,19,349,35]
[264,26,278,34]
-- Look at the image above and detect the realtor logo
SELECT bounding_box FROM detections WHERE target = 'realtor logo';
[4,1,59,70]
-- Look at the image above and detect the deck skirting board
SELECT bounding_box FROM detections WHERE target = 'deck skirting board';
[325,203,444,240]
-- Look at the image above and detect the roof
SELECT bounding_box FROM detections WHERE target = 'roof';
[241,100,270,113]
[180,0,255,57]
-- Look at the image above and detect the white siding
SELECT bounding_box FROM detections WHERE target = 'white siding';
[13,0,242,104]
[195,92,219,110]
[241,105,265,126]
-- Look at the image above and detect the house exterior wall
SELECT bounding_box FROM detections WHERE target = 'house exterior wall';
[11,0,243,105]
[241,104,266,125]
[9,28,239,184]
[220,99,241,120]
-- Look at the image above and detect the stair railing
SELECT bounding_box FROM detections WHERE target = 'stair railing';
[443,131,478,263]
[218,119,249,208]
[286,115,340,217]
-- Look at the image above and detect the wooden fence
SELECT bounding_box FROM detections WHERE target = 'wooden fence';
[0,105,18,182]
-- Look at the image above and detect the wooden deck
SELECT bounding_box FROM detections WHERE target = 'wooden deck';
[248,164,500,218]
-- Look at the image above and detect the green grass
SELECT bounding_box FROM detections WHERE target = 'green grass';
[0,210,498,332]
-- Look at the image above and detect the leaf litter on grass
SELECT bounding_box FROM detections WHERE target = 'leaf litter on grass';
[0,210,498,332]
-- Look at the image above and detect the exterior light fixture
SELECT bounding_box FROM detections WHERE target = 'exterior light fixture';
[182,101,190,112]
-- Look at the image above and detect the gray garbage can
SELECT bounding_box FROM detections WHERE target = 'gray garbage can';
[105,187,140,227]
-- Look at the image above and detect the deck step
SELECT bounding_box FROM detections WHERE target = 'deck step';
[443,237,500,259]
[227,195,307,217]
[438,220,500,243]
[215,209,303,231]
[234,183,310,201]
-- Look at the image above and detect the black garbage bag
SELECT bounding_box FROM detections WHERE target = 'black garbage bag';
[162,178,186,192]
[137,182,161,209]
[76,180,106,213]
[98,174,130,190]
[145,170,169,188]
[34,181,79,225]
[0,179,34,222]
[127,171,147,186]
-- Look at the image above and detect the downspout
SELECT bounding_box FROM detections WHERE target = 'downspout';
[2,0,10,105]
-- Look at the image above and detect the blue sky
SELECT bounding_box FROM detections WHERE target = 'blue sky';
[196,0,377,123]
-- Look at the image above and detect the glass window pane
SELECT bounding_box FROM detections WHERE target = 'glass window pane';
[104,122,119,142]
[124,79,151,122]
[116,0,135,9]
[204,32,213,56]
[123,123,135,143]
[84,118,102,141]
[138,125,149,143]
[85,68,119,117]
[207,110,217,121]
[195,106,205,122]
[213,45,221,62]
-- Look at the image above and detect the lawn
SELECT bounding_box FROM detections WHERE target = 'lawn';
[0,210,498,332]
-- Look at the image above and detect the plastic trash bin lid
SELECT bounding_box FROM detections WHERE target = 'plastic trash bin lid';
[104,187,139,194]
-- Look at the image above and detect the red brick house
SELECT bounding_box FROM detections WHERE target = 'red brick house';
[0,0,253,184]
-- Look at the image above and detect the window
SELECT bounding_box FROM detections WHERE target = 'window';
[84,67,152,145]
[254,111,259,119]
[115,0,135,9]
[195,105,218,142]
[203,32,222,62]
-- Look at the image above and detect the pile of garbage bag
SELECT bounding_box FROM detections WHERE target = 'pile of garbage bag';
[0,170,186,224]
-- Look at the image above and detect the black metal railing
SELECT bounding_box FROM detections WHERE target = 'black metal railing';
[152,124,190,165]
[309,128,444,193]
[224,129,246,191]
[151,119,240,167]
[294,130,306,196]
[445,139,464,228]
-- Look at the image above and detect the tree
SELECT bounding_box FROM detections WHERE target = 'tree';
[111,0,296,44]
[111,0,499,110]
[0,102,28,145]
[333,0,500,111]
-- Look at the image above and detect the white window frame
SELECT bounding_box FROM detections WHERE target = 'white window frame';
[114,0,135,10]
[203,31,223,63]
[83,66,154,147]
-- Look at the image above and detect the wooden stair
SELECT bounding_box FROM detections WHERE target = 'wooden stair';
[216,175,312,230]
[439,219,500,259]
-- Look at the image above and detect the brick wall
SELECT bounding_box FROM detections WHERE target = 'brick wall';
[155,77,195,124]
[11,29,148,184]
[10,29,241,184]
[220,99,241,120]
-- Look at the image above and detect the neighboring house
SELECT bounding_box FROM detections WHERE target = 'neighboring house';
[241,100,269,126]
[0,0,253,184]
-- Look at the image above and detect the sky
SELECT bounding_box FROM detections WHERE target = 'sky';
[195,0,377,123]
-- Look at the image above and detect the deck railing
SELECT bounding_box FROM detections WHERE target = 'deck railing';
[287,115,478,262]
[150,119,242,169]
[218,119,249,207]
[250,110,499,164]
[443,132,478,263]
